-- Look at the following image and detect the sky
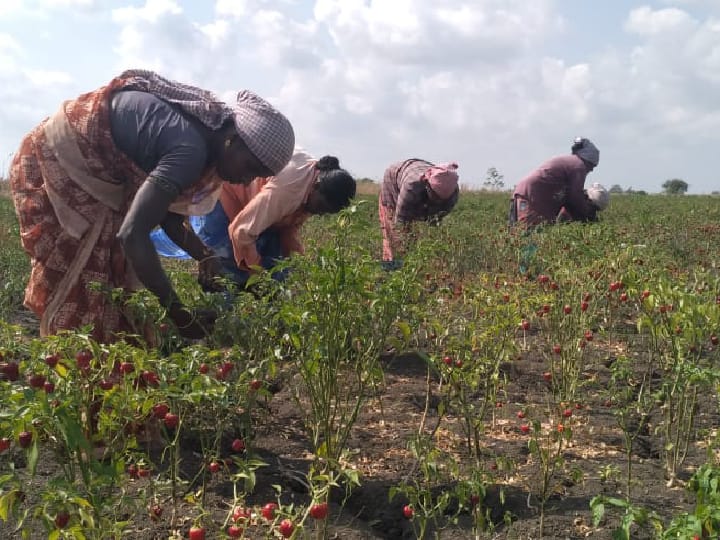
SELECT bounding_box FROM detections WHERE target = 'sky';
[0,0,719,193]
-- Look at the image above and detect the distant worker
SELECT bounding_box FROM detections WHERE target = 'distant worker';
[379,159,459,268]
[510,138,609,227]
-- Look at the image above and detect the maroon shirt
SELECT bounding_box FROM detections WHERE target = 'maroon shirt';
[380,159,458,223]
[513,155,597,225]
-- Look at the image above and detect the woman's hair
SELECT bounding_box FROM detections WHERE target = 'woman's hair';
[315,155,356,212]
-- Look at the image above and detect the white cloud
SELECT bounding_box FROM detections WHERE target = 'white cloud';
[215,0,248,18]
[112,0,182,24]
[1,0,720,191]
[625,6,696,35]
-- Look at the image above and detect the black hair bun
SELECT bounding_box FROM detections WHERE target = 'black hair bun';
[317,155,340,171]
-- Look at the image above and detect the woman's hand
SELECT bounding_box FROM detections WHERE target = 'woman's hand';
[168,302,217,339]
[198,256,225,292]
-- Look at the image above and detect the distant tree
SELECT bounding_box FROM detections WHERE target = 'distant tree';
[662,178,689,195]
[483,167,505,191]
[609,184,624,194]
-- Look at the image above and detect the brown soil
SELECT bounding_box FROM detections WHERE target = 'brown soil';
[1,332,710,540]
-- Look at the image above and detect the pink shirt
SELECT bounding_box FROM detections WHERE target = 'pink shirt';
[222,149,317,270]
[513,155,597,226]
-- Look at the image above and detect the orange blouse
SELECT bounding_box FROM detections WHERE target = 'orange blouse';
[222,149,318,270]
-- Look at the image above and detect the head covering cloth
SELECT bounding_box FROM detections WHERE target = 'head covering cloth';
[121,70,294,174]
[425,162,459,200]
[571,137,600,166]
[586,182,610,210]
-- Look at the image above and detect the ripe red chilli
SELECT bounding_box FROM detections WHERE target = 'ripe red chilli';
[45,354,59,368]
[641,289,650,299]
[584,330,593,342]
[198,363,209,374]
[542,304,550,313]
[442,356,453,366]
[249,379,263,391]
[619,292,628,302]
[454,359,463,368]
[261,502,278,520]
[150,504,163,520]
[552,344,561,355]
[231,438,245,453]
[18,431,32,448]
[516,411,526,419]
[119,362,134,375]
[563,409,572,418]
[557,423,565,433]
[127,464,138,479]
[208,461,220,474]
[537,274,549,284]
[309,502,329,520]
[402,505,414,519]
[550,281,559,291]
[152,403,169,419]
[188,526,206,540]
[279,519,295,538]
[43,381,55,394]
[142,370,159,386]
[233,507,250,522]
[163,413,179,429]
[54,511,69,529]
[0,437,10,452]
[563,305,571,315]
[470,494,481,507]
[28,373,46,389]
[99,379,114,391]
[712,335,719,346]
[542,372,552,382]
[75,350,92,371]
[520,424,530,434]
[580,301,589,312]
[228,525,243,538]
[0,361,19,381]
[137,467,151,478]
[520,319,530,331]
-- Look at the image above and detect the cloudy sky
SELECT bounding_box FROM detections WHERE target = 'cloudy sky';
[0,0,718,193]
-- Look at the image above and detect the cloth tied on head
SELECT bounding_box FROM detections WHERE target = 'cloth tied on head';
[572,137,600,166]
[586,182,610,210]
[233,90,295,175]
[425,162,459,200]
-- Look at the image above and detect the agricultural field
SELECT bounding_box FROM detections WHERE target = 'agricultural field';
[2,185,720,539]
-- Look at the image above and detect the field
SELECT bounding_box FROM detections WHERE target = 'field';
[2,185,720,539]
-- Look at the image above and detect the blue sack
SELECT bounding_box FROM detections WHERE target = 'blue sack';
[150,215,206,260]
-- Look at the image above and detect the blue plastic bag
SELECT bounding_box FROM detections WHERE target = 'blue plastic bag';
[150,215,206,260]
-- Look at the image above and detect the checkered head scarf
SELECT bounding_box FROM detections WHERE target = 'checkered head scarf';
[119,70,294,174]
[233,91,295,175]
